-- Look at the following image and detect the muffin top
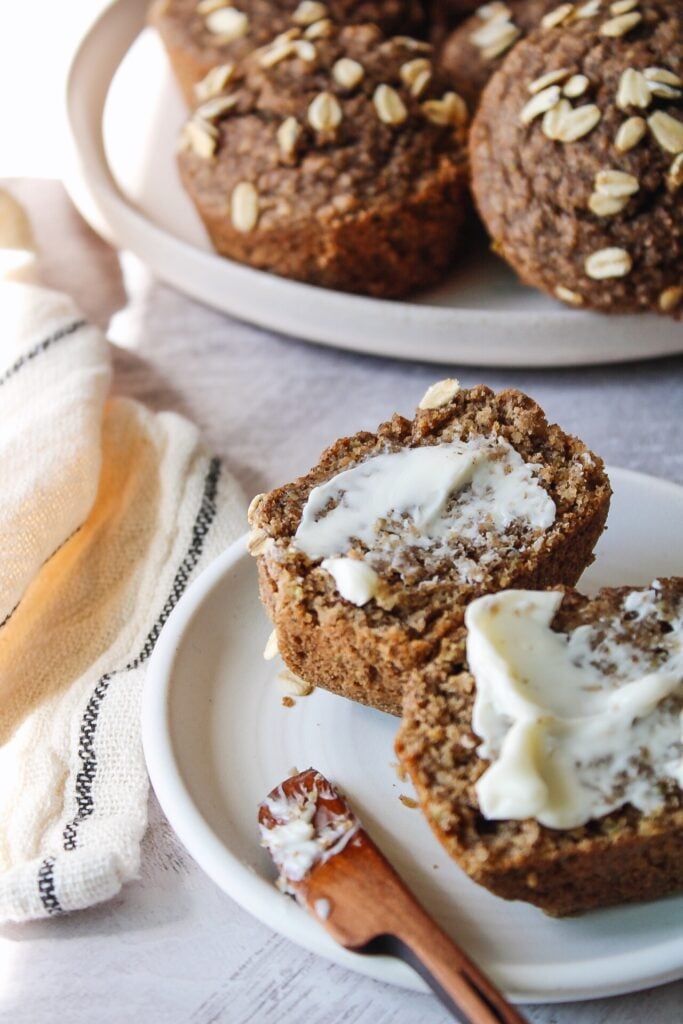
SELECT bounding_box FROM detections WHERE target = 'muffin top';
[470,0,682,315]
[178,23,469,232]
[153,0,425,96]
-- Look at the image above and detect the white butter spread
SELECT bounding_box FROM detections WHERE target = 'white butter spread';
[260,779,359,884]
[467,589,683,829]
[320,557,381,606]
[294,439,556,603]
[623,587,660,620]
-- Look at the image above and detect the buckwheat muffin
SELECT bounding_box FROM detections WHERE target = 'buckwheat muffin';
[177,24,470,296]
[150,0,425,105]
[248,380,611,716]
[396,580,683,915]
[440,0,556,111]
[470,0,683,316]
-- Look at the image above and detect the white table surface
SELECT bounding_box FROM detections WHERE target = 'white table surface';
[0,177,681,1024]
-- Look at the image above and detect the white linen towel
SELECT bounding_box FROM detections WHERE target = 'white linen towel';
[0,190,246,922]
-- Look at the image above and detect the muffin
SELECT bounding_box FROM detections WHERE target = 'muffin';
[150,0,426,105]
[439,0,556,111]
[177,24,470,297]
[470,0,683,316]
[248,380,611,716]
[396,580,683,915]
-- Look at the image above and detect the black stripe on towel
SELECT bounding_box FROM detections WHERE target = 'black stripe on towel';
[38,857,62,915]
[0,318,86,387]
[60,456,221,852]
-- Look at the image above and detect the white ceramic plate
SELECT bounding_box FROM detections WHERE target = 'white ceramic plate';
[64,0,683,368]
[143,466,683,1004]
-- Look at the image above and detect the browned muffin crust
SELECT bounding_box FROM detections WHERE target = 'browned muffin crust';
[396,579,683,916]
[249,384,611,715]
[177,24,470,297]
[150,0,426,105]
[440,0,555,111]
[470,0,683,317]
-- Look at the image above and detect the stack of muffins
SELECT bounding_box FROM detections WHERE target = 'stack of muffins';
[150,0,682,315]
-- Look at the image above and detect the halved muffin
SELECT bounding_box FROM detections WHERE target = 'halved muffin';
[248,381,611,715]
[396,579,683,914]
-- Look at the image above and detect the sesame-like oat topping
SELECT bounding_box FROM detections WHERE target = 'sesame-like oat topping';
[195,94,238,121]
[542,100,601,142]
[373,84,408,125]
[308,91,343,131]
[277,116,302,157]
[585,247,633,279]
[588,169,639,216]
[520,85,562,124]
[179,117,217,159]
[292,1,327,26]
[667,153,683,191]
[610,0,638,13]
[332,57,364,89]
[304,19,332,40]
[659,286,683,312]
[600,10,642,37]
[614,116,647,151]
[648,111,683,153]
[616,68,651,110]
[563,74,589,98]
[528,68,571,95]
[205,6,250,41]
[555,285,584,305]
[470,7,521,61]
[422,92,468,126]
[541,4,575,31]
[231,181,260,232]
[194,62,235,102]
[400,58,433,98]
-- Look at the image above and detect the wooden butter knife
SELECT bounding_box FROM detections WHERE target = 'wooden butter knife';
[258,768,527,1024]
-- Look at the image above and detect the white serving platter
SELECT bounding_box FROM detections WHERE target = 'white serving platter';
[143,466,683,1005]
[64,0,683,367]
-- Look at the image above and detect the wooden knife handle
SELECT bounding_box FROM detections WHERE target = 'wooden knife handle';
[370,851,527,1024]
[367,924,526,1024]
[307,836,527,1024]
